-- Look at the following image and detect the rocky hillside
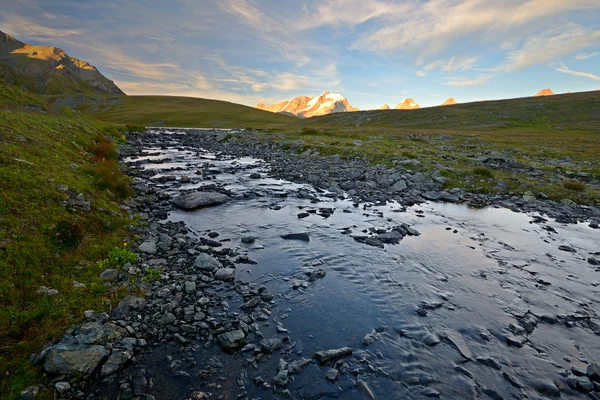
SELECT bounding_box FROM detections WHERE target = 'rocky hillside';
[0,30,124,96]
[535,88,554,97]
[257,92,358,118]
[441,97,458,106]
[395,98,420,110]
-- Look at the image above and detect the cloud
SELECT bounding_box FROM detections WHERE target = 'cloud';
[0,15,84,37]
[503,24,600,71]
[554,63,600,81]
[423,56,479,73]
[575,52,599,60]
[443,74,493,87]
[416,71,427,77]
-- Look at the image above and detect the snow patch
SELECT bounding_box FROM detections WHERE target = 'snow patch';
[326,93,345,102]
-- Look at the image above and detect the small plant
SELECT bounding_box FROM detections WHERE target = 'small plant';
[300,127,319,135]
[473,167,494,178]
[144,267,164,282]
[55,219,85,249]
[115,135,127,145]
[97,247,138,269]
[563,180,585,191]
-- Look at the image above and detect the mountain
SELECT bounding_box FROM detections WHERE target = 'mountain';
[379,104,390,110]
[395,98,420,110]
[535,88,554,97]
[441,97,458,106]
[257,92,358,118]
[0,30,124,96]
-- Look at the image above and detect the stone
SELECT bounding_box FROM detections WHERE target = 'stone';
[588,258,600,266]
[298,212,310,219]
[158,313,177,325]
[325,368,339,381]
[273,369,288,386]
[44,343,109,374]
[422,333,441,346]
[17,386,40,400]
[184,281,196,293]
[100,349,134,376]
[357,380,376,399]
[288,358,312,374]
[281,232,310,242]
[587,363,600,382]
[194,253,222,271]
[217,330,245,352]
[173,191,229,210]
[214,268,235,281]
[37,286,59,296]
[54,381,71,393]
[422,191,441,201]
[443,329,472,359]
[249,173,261,179]
[111,295,147,319]
[363,330,379,346]
[314,347,352,364]
[100,268,119,282]
[260,338,283,353]
[558,245,576,253]
[138,240,157,255]
[476,356,502,370]
[241,236,257,244]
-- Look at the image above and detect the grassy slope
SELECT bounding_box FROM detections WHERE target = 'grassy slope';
[0,82,140,398]
[87,95,299,129]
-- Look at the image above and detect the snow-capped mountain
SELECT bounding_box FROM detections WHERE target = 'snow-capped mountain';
[534,88,554,97]
[257,92,359,118]
[395,98,420,110]
[378,104,390,110]
[441,97,458,106]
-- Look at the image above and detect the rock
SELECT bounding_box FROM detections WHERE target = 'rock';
[216,132,228,142]
[214,268,235,281]
[17,386,40,400]
[377,231,404,244]
[325,368,339,381]
[158,313,177,325]
[217,330,245,352]
[363,330,379,346]
[100,268,119,282]
[44,344,109,374]
[260,338,283,353]
[422,333,441,346]
[241,236,257,244]
[288,358,312,374]
[111,295,147,319]
[37,286,59,296]
[476,356,502,370]
[365,237,384,248]
[138,240,157,255]
[314,347,352,364]
[587,363,600,381]
[588,258,600,266]
[298,212,310,219]
[273,369,288,386]
[54,381,71,393]
[422,191,441,201]
[73,281,86,288]
[390,179,407,192]
[281,232,310,242]
[558,245,576,253]
[184,281,196,293]
[249,173,261,179]
[577,376,594,392]
[194,253,221,270]
[100,349,134,376]
[443,329,472,359]
[357,380,376,399]
[173,191,229,210]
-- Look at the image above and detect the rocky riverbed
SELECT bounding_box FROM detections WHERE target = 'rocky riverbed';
[23,128,600,399]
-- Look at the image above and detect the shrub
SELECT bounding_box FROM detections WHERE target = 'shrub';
[124,123,145,133]
[300,127,320,135]
[55,219,85,249]
[563,180,585,191]
[90,161,132,200]
[88,135,118,161]
[473,167,494,178]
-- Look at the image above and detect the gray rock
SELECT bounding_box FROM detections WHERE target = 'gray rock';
[325,368,339,381]
[314,347,352,364]
[241,236,257,244]
[37,286,59,296]
[100,268,119,282]
[111,295,147,319]
[80,323,123,345]
[390,179,407,192]
[250,173,261,179]
[54,381,71,393]
[476,356,502,370]
[558,245,576,253]
[173,191,229,210]
[216,132,228,142]
[422,191,441,201]
[422,332,441,346]
[363,330,379,346]
[588,257,600,266]
[100,349,133,376]
[443,329,472,359]
[194,253,222,271]
[184,281,196,293]
[587,363,600,381]
[138,240,157,255]
[217,330,245,351]
[17,386,40,400]
[273,369,288,386]
[260,338,283,353]
[281,232,310,242]
[44,344,109,374]
[357,380,376,399]
[158,313,177,325]
[288,358,312,374]
[214,268,235,281]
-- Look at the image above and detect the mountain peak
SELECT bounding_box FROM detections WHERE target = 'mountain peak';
[395,98,420,110]
[257,92,358,118]
[379,104,390,110]
[0,30,124,96]
[441,97,458,106]
[535,88,554,97]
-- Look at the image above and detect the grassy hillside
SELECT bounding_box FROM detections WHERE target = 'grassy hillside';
[87,95,299,129]
[0,81,142,398]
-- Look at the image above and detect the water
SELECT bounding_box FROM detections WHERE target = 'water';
[121,130,600,399]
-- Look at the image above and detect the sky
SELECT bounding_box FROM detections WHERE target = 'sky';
[1,0,600,109]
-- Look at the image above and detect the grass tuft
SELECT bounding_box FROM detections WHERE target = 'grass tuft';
[563,180,585,191]
[473,167,495,178]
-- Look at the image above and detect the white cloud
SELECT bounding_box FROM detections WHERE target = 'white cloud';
[503,25,600,71]
[443,74,493,87]
[554,63,600,81]
[416,71,427,77]
[424,56,479,73]
[575,52,599,61]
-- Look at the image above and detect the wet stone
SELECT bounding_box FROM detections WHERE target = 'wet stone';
[216,330,245,352]
[314,347,353,364]
[281,232,310,242]
[214,268,235,281]
[325,368,339,381]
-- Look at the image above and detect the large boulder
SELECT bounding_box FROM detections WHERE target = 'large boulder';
[194,253,222,271]
[111,295,147,319]
[44,343,109,374]
[216,330,245,352]
[173,191,229,210]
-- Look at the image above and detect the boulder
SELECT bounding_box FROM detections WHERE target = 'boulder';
[44,343,109,374]
[173,191,229,210]
[194,253,222,271]
[100,349,134,376]
[214,268,235,282]
[111,295,147,319]
[216,330,245,351]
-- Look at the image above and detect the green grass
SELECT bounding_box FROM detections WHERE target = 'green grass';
[87,95,299,129]
[0,81,140,398]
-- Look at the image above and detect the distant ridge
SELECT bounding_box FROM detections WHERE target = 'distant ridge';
[441,97,458,106]
[535,88,554,97]
[395,98,420,110]
[257,92,358,118]
[379,104,390,110]
[0,30,124,96]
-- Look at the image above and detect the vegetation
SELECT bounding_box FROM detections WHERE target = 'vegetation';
[86,95,298,129]
[563,180,586,191]
[0,81,141,398]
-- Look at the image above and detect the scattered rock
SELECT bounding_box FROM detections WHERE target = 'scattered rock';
[314,347,352,364]
[173,191,229,210]
[214,268,235,281]
[44,343,109,374]
[216,330,246,352]
[281,232,310,242]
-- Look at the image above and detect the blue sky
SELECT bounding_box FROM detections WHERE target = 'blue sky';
[2,0,600,109]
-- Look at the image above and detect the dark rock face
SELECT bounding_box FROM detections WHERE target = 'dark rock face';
[173,191,229,210]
